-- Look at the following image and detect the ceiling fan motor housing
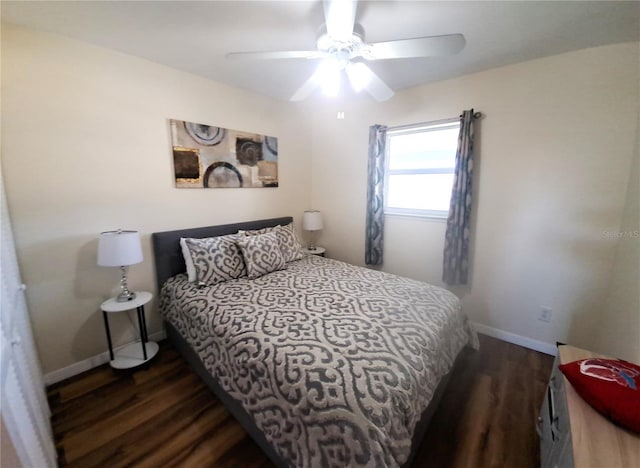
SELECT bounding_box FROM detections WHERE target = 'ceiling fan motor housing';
[316,23,369,63]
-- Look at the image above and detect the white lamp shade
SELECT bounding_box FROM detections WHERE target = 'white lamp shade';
[97,230,143,267]
[302,210,323,231]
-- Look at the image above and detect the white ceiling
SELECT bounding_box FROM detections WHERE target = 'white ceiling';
[2,1,639,102]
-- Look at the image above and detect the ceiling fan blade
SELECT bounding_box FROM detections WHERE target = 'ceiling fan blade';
[226,50,326,60]
[323,0,357,41]
[346,62,394,102]
[368,33,466,60]
[290,69,323,101]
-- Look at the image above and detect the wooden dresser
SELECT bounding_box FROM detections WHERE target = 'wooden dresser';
[539,345,640,467]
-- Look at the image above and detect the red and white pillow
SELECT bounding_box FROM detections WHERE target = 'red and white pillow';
[559,358,640,433]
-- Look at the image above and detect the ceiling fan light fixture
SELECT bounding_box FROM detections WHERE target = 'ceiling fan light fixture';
[345,62,371,93]
[316,33,333,52]
[317,59,341,97]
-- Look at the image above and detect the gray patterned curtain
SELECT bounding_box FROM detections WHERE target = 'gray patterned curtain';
[443,110,475,285]
[365,124,387,265]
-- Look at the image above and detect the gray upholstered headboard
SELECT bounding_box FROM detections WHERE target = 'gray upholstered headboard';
[151,216,293,292]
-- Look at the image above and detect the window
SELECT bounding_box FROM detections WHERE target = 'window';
[384,119,460,219]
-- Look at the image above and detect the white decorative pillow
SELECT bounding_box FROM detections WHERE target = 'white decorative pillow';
[277,223,304,262]
[236,231,286,279]
[182,235,246,285]
[180,237,197,282]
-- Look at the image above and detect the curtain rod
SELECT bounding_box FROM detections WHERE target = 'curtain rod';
[388,111,483,133]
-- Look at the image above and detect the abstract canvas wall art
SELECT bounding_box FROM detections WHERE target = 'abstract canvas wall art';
[169,119,278,188]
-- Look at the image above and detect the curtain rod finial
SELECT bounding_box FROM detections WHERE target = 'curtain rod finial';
[459,111,482,119]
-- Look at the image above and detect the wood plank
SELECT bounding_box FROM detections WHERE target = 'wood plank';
[411,334,552,468]
[132,402,239,467]
[61,371,202,462]
[53,356,192,439]
[453,373,494,468]
[213,436,277,468]
[155,417,250,467]
[48,365,121,404]
[66,389,223,468]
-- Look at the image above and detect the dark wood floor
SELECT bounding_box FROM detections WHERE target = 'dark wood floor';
[47,334,553,467]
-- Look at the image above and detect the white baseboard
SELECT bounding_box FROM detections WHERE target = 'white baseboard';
[44,330,166,386]
[471,321,557,356]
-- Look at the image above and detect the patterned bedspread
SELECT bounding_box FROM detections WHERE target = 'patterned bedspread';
[159,255,477,467]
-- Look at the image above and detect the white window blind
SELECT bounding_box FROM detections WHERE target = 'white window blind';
[384,119,460,219]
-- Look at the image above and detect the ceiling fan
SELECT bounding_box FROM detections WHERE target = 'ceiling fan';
[226,0,465,102]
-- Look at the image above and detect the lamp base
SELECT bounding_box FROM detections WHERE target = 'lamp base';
[116,265,136,302]
[116,290,136,302]
[307,233,318,251]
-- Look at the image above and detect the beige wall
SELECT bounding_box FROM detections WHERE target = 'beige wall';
[595,119,639,362]
[1,24,312,373]
[310,43,639,358]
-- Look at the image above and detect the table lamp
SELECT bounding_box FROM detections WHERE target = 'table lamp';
[98,229,143,302]
[302,210,323,251]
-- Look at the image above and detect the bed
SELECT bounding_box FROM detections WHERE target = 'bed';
[152,217,477,468]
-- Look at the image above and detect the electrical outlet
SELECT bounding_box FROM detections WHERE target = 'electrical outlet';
[539,307,552,323]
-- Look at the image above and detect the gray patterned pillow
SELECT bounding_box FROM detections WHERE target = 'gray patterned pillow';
[237,226,274,236]
[183,235,246,285]
[277,223,304,262]
[236,231,286,279]
[239,223,303,263]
